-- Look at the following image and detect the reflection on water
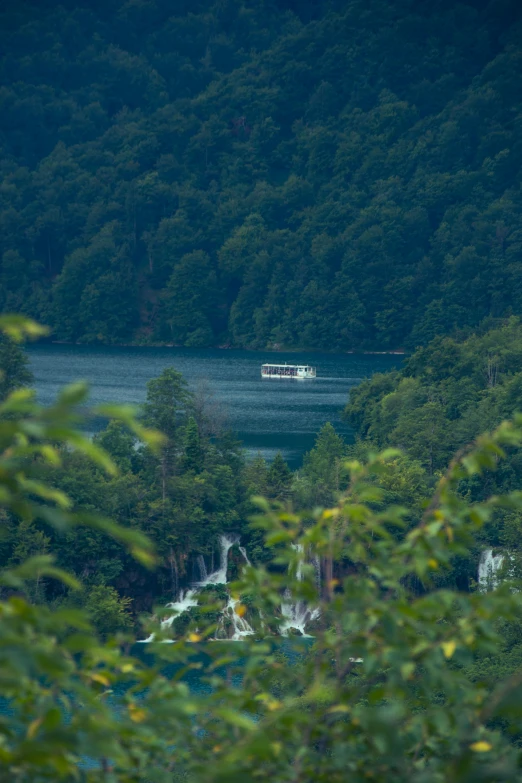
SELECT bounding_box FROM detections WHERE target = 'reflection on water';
[27,345,401,468]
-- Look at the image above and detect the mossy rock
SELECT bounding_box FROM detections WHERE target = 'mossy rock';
[215,615,235,639]
[226,544,244,582]
[306,617,323,633]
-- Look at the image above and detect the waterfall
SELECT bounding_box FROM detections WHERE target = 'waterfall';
[196,554,208,582]
[203,533,239,585]
[280,544,321,637]
[239,546,251,566]
[161,589,199,629]
[478,548,504,591]
[222,593,254,639]
[143,536,322,641]
[142,534,253,641]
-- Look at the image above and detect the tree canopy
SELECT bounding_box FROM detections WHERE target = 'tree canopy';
[1,0,521,348]
[4,317,522,780]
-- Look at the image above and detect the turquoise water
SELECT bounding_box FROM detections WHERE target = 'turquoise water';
[74,639,313,770]
[27,345,400,467]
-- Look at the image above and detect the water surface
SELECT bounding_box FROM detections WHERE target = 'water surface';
[27,345,401,467]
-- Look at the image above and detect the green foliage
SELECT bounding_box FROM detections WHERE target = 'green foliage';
[1,1,522,348]
[182,416,203,473]
[164,251,220,346]
[143,367,191,442]
[6,316,522,779]
[0,358,252,619]
[297,422,347,506]
[345,319,522,477]
[82,584,133,638]
[343,319,522,589]
[6,367,522,778]
[93,420,136,473]
[0,334,33,402]
[266,452,293,500]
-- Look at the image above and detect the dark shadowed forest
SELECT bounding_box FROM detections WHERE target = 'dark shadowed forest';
[4,3,522,780]
[1,0,522,349]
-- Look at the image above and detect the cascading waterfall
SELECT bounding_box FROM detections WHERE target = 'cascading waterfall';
[161,589,199,629]
[222,593,254,640]
[144,534,254,641]
[238,546,251,566]
[280,544,321,636]
[478,548,505,591]
[203,533,238,586]
[196,554,208,582]
[143,535,322,641]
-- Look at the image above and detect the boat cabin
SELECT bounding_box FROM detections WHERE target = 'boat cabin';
[261,363,316,379]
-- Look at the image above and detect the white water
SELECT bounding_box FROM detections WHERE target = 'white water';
[143,535,322,641]
[203,533,239,587]
[143,534,254,641]
[161,589,199,629]
[280,544,321,637]
[196,554,208,582]
[239,546,251,566]
[478,548,504,591]
[222,594,254,639]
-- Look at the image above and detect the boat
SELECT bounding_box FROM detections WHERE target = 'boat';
[261,363,316,379]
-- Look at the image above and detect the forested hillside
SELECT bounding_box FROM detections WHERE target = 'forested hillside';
[344,318,522,586]
[1,0,522,349]
[345,317,522,475]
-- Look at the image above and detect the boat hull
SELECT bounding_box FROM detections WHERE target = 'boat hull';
[261,373,315,379]
[261,362,316,379]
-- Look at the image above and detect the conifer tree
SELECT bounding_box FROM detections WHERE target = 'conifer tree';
[267,452,293,500]
[183,416,203,473]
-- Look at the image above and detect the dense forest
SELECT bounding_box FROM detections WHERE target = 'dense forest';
[344,317,522,586]
[3,318,522,635]
[5,317,522,779]
[0,332,345,633]
[346,317,522,477]
[1,0,522,349]
[5,0,522,778]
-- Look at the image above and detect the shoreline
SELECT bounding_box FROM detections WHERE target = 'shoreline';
[46,340,406,356]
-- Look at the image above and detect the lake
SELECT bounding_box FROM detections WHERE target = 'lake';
[26,345,401,468]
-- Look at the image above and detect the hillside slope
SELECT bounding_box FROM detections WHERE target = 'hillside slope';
[1,0,522,348]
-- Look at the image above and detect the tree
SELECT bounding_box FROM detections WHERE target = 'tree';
[0,315,164,781]
[4,317,522,780]
[142,367,191,442]
[83,583,133,637]
[1,0,522,349]
[164,250,220,346]
[300,422,345,505]
[243,453,269,497]
[266,452,293,500]
[143,366,192,499]
[182,416,203,473]
[188,423,522,782]
[0,335,33,402]
[94,419,136,473]
[391,400,452,475]
[345,320,522,480]
[9,519,51,602]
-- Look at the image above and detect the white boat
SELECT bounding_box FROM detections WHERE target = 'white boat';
[261,363,316,379]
